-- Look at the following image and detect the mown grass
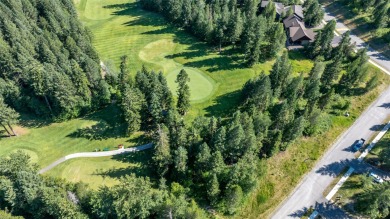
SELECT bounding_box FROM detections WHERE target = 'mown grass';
[44,150,154,189]
[0,105,146,168]
[75,0,314,121]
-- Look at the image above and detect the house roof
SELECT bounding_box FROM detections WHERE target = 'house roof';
[261,1,286,15]
[290,5,304,19]
[289,22,315,42]
[283,15,302,28]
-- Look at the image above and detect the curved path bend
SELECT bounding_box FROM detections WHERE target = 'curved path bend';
[39,143,153,174]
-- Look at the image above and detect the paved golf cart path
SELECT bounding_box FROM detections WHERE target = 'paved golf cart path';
[39,143,153,174]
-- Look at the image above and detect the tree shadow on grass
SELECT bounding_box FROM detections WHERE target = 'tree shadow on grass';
[17,113,51,128]
[103,2,246,73]
[104,2,166,27]
[66,105,127,140]
[182,54,245,73]
[204,90,241,118]
[93,149,155,180]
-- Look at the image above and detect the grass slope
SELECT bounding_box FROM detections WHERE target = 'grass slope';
[0,106,146,168]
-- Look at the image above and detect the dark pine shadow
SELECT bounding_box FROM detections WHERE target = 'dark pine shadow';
[379,103,390,109]
[343,140,364,153]
[204,91,241,118]
[370,123,386,131]
[66,105,127,140]
[316,159,352,177]
[288,207,308,218]
[17,113,52,128]
[92,149,155,180]
[289,201,350,218]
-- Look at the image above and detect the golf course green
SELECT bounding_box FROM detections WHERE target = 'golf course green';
[139,39,216,102]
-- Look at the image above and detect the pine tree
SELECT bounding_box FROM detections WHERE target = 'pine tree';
[372,1,389,29]
[270,51,292,98]
[282,116,305,149]
[176,69,191,115]
[264,0,277,21]
[0,97,19,137]
[196,142,212,171]
[308,20,336,58]
[248,16,266,65]
[210,151,225,175]
[227,6,243,47]
[321,59,342,92]
[318,88,335,110]
[174,146,188,175]
[207,174,220,206]
[304,0,324,27]
[226,124,245,164]
[283,73,304,105]
[153,125,172,177]
[331,31,351,60]
[225,185,243,215]
[241,1,257,60]
[213,126,227,153]
[338,47,369,93]
[121,85,144,134]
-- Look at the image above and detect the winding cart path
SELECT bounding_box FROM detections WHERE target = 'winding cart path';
[39,143,153,174]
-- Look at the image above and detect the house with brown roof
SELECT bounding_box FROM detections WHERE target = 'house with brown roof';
[283,15,315,45]
[260,1,304,20]
[284,5,304,20]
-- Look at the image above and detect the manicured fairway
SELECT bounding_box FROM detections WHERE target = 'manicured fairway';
[166,68,216,102]
[44,150,153,189]
[138,39,216,102]
[0,106,145,168]
[74,0,315,120]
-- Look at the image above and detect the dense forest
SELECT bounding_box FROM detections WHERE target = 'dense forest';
[0,0,110,120]
[0,0,387,218]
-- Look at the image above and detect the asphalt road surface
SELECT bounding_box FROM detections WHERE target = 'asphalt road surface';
[271,7,390,219]
[323,7,390,73]
[271,87,390,219]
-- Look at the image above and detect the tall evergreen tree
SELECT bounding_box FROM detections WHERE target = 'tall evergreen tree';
[153,125,172,177]
[121,85,144,134]
[372,1,389,29]
[321,59,342,92]
[176,69,191,115]
[304,0,325,27]
[0,97,19,137]
[338,47,369,93]
[269,51,292,98]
